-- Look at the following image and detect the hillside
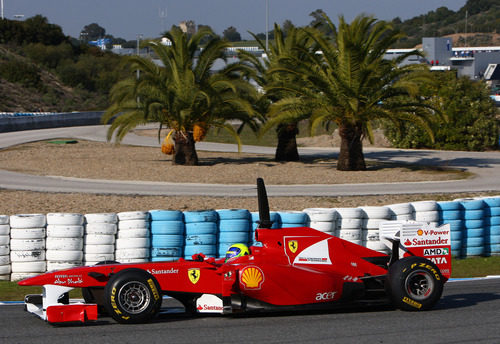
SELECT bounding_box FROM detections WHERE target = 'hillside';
[0,45,112,112]
[2,0,500,112]
[393,0,500,47]
[0,47,88,112]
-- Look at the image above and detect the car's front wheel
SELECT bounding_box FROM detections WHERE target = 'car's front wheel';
[103,269,162,324]
[385,256,444,311]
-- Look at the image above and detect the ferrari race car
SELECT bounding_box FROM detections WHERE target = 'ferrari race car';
[19,178,452,324]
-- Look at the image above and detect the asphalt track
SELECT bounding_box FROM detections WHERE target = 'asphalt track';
[0,125,499,196]
[1,278,499,344]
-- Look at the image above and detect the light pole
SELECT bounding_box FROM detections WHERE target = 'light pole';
[136,34,143,105]
[136,34,143,76]
[265,0,269,51]
[1,0,4,20]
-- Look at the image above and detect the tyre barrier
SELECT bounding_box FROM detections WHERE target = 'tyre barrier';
[336,208,363,246]
[278,211,308,228]
[459,199,486,257]
[387,203,414,221]
[183,210,217,259]
[483,197,500,256]
[0,215,10,280]
[1,195,499,280]
[250,211,279,245]
[360,206,392,254]
[412,201,439,226]
[116,212,150,263]
[9,214,46,280]
[150,210,185,262]
[46,213,84,270]
[217,209,251,258]
[84,213,118,266]
[304,208,337,236]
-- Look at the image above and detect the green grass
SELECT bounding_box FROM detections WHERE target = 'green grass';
[451,256,500,278]
[204,121,331,147]
[1,256,498,301]
[0,281,82,301]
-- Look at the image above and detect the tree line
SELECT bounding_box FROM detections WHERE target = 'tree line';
[103,14,499,171]
[0,12,498,167]
[0,16,126,110]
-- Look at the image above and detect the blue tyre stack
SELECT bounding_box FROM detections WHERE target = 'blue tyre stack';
[484,197,500,256]
[217,209,251,258]
[277,211,308,229]
[460,199,486,257]
[150,210,185,262]
[250,212,279,245]
[437,201,464,257]
[183,210,218,259]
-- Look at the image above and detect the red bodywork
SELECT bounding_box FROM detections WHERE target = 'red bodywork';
[19,225,451,322]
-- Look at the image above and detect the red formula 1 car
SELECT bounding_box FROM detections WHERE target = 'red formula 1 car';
[19,178,452,324]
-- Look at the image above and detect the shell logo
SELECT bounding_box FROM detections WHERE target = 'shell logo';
[240,266,264,290]
[417,229,424,236]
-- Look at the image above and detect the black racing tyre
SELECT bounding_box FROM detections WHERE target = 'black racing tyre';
[385,256,444,311]
[103,268,162,324]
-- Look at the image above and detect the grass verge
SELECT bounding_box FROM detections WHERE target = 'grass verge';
[451,256,500,278]
[0,282,82,301]
[1,256,499,302]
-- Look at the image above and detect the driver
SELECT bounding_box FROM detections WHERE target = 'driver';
[224,243,250,262]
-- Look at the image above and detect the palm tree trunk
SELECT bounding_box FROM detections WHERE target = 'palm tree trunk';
[275,123,299,162]
[337,122,366,171]
[173,132,198,165]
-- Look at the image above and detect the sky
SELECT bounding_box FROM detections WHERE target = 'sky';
[3,0,468,41]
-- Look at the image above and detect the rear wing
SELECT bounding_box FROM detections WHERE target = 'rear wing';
[379,221,451,280]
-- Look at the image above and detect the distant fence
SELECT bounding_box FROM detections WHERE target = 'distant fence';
[0,112,105,133]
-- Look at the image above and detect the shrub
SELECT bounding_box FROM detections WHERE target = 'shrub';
[0,59,43,90]
[384,73,499,151]
[24,43,74,69]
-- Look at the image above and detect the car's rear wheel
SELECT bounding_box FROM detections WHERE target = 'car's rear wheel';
[103,269,162,324]
[385,256,444,311]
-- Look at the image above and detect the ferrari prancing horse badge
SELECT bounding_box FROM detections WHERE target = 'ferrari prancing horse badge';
[188,268,200,284]
[288,240,298,253]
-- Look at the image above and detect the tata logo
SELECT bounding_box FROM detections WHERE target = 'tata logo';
[288,240,298,253]
[188,268,200,284]
[424,248,449,256]
[429,257,448,264]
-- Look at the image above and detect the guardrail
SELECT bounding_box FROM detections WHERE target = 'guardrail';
[0,112,104,133]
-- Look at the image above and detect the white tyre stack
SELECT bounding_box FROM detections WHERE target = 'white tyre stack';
[411,201,439,226]
[46,213,84,271]
[84,213,118,265]
[0,215,10,280]
[9,214,47,281]
[360,206,392,253]
[335,208,363,245]
[387,203,414,221]
[115,211,151,263]
[303,208,337,236]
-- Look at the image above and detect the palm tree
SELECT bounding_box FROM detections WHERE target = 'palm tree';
[238,24,312,161]
[102,26,258,165]
[266,14,438,170]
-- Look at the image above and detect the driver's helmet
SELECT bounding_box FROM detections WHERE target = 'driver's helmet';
[224,243,250,262]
